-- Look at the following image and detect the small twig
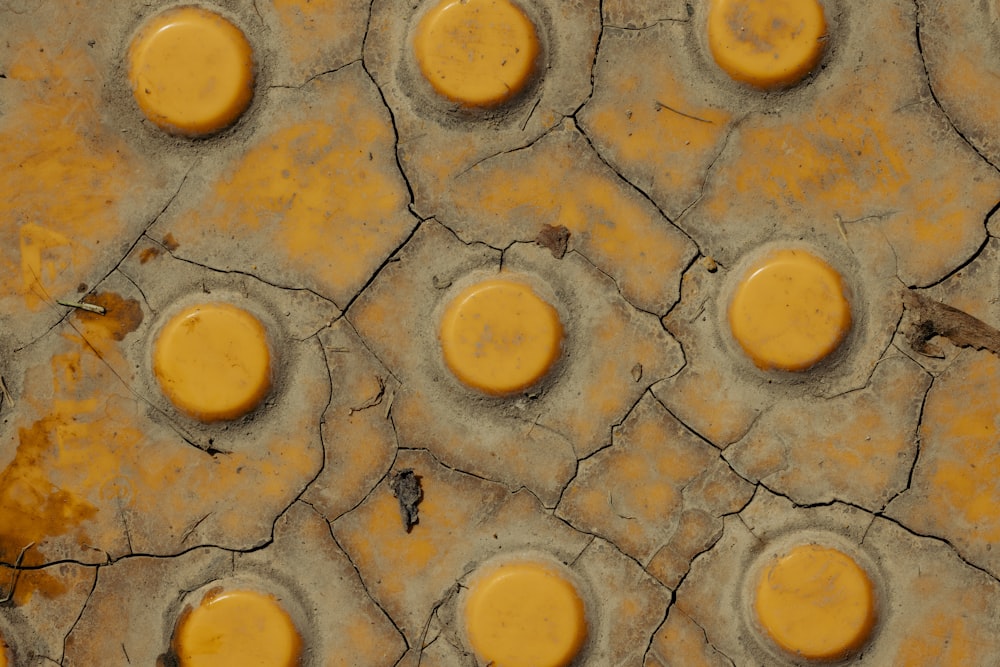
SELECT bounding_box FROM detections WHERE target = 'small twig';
[0,376,13,408]
[0,542,35,604]
[56,299,105,315]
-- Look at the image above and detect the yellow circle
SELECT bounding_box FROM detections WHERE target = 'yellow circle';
[0,635,8,667]
[728,249,851,371]
[413,0,540,107]
[439,278,563,395]
[754,545,877,661]
[174,589,301,667]
[128,6,255,136]
[464,561,588,667]
[707,0,827,89]
[153,303,272,422]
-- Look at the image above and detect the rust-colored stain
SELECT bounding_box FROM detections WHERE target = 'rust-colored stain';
[73,292,144,342]
[139,247,161,264]
[161,233,180,252]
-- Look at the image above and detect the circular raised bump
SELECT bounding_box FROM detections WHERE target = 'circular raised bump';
[128,6,255,136]
[754,544,877,661]
[153,303,272,422]
[728,248,852,371]
[464,561,588,667]
[439,278,563,395]
[707,0,827,89]
[413,0,540,107]
[173,589,301,667]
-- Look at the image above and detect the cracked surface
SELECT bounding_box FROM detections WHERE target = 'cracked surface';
[3,0,1000,664]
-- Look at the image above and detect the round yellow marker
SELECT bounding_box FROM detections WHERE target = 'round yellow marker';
[754,545,876,661]
[413,0,540,107]
[173,589,301,667]
[707,0,827,89]
[128,6,255,136]
[154,303,272,422]
[0,635,8,667]
[439,278,563,395]
[728,249,851,371]
[464,561,588,667]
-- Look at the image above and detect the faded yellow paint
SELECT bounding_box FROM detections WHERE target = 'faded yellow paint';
[650,608,730,667]
[165,69,415,305]
[414,0,540,108]
[463,561,587,667]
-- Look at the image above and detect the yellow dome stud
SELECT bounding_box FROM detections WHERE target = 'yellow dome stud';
[413,0,541,108]
[464,561,588,667]
[153,303,272,422]
[439,278,563,395]
[707,0,828,89]
[728,249,852,371]
[173,589,302,667]
[754,544,877,661]
[128,6,255,136]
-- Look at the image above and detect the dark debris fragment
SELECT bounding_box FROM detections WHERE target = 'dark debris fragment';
[389,468,423,533]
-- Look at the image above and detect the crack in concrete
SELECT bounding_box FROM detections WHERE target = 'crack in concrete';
[269,58,362,91]
[913,0,1000,174]
[59,564,98,666]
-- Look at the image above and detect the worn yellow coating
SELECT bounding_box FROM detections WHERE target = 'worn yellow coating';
[413,0,540,107]
[153,303,272,422]
[707,0,827,89]
[464,561,588,667]
[173,589,301,667]
[128,6,254,136]
[728,249,851,371]
[754,545,876,661]
[439,278,563,395]
[0,637,7,667]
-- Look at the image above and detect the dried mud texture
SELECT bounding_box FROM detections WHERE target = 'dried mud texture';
[150,63,418,309]
[887,349,1000,579]
[0,246,331,566]
[677,491,1000,666]
[349,221,683,506]
[558,394,753,587]
[655,224,901,449]
[364,0,601,215]
[917,0,1000,168]
[63,502,406,666]
[667,0,999,288]
[442,120,698,315]
[726,354,931,511]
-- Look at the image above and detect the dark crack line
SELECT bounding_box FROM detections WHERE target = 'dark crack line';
[673,114,750,226]
[913,0,1000,174]
[13,165,195,354]
[654,100,713,124]
[453,120,565,179]
[268,58,362,91]
[917,197,1000,290]
[59,564,99,665]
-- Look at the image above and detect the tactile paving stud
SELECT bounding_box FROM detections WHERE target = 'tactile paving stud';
[0,635,8,667]
[439,278,563,395]
[172,589,301,667]
[413,0,540,108]
[754,544,877,661]
[728,248,851,371]
[464,561,588,667]
[707,0,827,89]
[128,6,255,136]
[153,303,272,422]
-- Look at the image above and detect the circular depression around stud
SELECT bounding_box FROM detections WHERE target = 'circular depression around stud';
[754,544,877,661]
[153,302,272,422]
[464,560,588,667]
[128,6,255,136]
[707,0,827,89]
[413,0,540,108]
[172,589,301,667]
[439,278,563,395]
[728,248,852,371]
